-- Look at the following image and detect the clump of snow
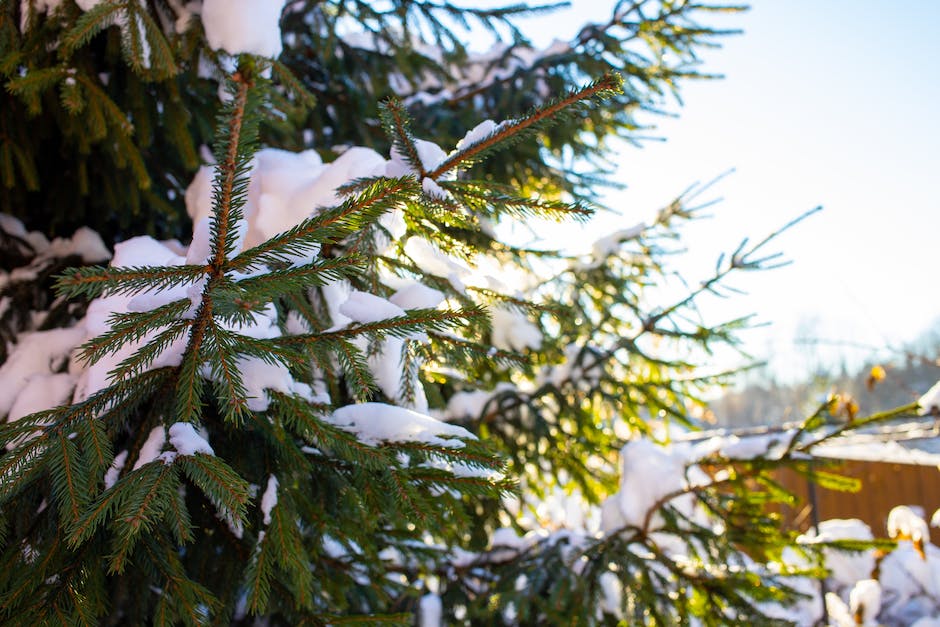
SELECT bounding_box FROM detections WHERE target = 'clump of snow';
[73,236,192,403]
[260,475,278,525]
[186,147,391,253]
[418,593,443,627]
[389,282,444,310]
[336,291,430,409]
[827,579,882,627]
[598,571,623,618]
[0,327,84,417]
[132,426,167,470]
[201,0,287,58]
[4,373,75,448]
[234,357,316,412]
[601,439,689,533]
[444,383,515,422]
[918,380,940,415]
[577,222,647,269]
[801,518,875,590]
[104,450,128,489]
[168,422,214,457]
[888,505,930,543]
[386,139,448,178]
[339,291,405,325]
[456,120,497,151]
[402,237,468,293]
[45,227,111,263]
[329,403,475,448]
[718,432,790,460]
[849,579,882,625]
[490,306,541,352]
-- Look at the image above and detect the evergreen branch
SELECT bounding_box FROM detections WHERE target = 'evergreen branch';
[244,532,275,614]
[210,71,254,272]
[5,67,67,99]
[165,474,193,545]
[204,322,251,424]
[110,462,178,573]
[444,180,595,222]
[77,75,134,136]
[427,331,527,367]
[78,298,192,365]
[379,98,426,177]
[176,454,250,526]
[641,207,821,333]
[105,320,191,382]
[268,393,393,471]
[281,308,486,345]
[133,4,177,79]
[0,436,47,502]
[59,2,126,57]
[171,70,259,424]
[173,328,206,425]
[426,73,624,178]
[321,614,412,626]
[50,430,88,525]
[54,265,205,299]
[335,340,375,401]
[271,60,317,109]
[217,332,306,369]
[77,414,111,475]
[228,177,419,272]
[67,474,132,547]
[266,500,314,610]
[232,256,366,300]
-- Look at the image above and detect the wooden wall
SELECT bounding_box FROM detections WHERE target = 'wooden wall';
[776,460,940,545]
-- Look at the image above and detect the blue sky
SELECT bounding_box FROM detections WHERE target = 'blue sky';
[517,0,940,380]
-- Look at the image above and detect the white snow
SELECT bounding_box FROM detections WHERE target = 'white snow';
[168,422,214,457]
[444,385,509,423]
[201,0,287,58]
[601,439,689,533]
[104,450,128,489]
[402,237,468,292]
[386,139,447,178]
[389,282,445,310]
[186,147,389,253]
[801,518,875,589]
[418,593,443,627]
[888,505,930,543]
[598,571,623,618]
[490,306,541,352]
[918,380,940,415]
[339,291,405,325]
[718,433,789,460]
[0,327,85,417]
[260,474,278,525]
[7,373,74,423]
[234,357,314,412]
[133,426,167,470]
[455,120,497,151]
[328,402,475,448]
[848,579,881,625]
[579,222,647,268]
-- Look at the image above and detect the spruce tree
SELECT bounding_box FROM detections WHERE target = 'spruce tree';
[0,1,927,625]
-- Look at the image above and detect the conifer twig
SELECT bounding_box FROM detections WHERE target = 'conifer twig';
[426,73,623,179]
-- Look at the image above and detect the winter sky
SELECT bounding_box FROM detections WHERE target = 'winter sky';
[508,0,940,381]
